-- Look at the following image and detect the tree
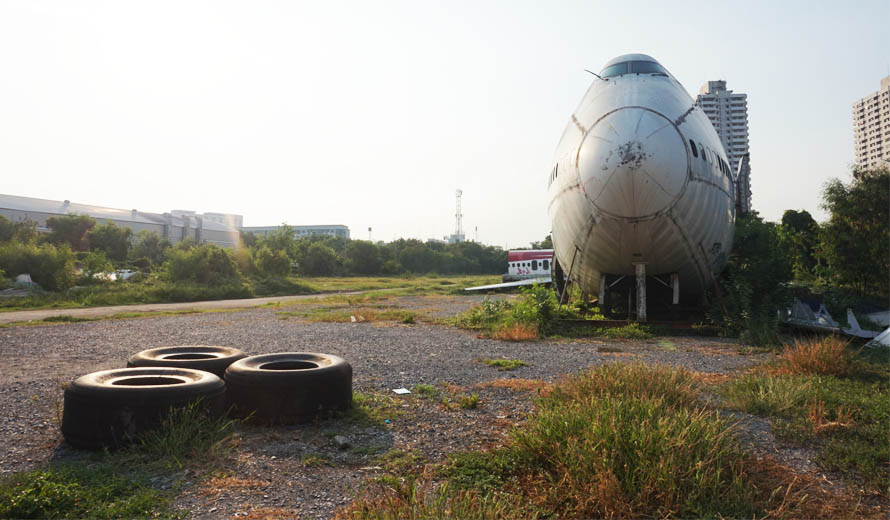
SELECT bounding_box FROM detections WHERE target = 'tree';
[259,224,298,260]
[254,246,292,277]
[530,235,553,250]
[88,222,132,263]
[819,167,889,299]
[778,209,819,281]
[164,244,241,286]
[302,242,339,276]
[345,241,381,275]
[131,231,171,267]
[45,214,96,251]
[710,213,793,345]
[0,216,37,244]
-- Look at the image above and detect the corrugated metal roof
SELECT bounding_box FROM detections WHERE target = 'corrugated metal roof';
[0,193,164,225]
[0,193,239,232]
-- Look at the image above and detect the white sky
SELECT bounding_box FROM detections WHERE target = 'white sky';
[1,1,887,248]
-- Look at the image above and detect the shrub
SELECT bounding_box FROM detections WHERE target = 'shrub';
[79,250,113,281]
[709,213,792,346]
[453,298,513,330]
[254,246,291,277]
[163,244,241,286]
[506,285,557,335]
[781,336,853,377]
[0,241,77,291]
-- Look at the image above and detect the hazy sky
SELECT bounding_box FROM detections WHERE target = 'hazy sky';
[1,1,887,248]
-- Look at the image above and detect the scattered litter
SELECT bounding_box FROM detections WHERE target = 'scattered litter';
[384,419,390,424]
[359,466,383,471]
[392,388,411,395]
[496,415,506,419]
[350,316,357,322]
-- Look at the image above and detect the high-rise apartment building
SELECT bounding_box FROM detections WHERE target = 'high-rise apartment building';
[696,80,751,213]
[852,76,890,170]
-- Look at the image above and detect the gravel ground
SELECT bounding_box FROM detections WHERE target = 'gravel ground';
[0,294,879,518]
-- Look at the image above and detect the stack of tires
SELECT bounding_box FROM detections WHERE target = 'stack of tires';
[61,346,352,449]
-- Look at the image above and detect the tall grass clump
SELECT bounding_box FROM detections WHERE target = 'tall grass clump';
[341,364,765,519]
[122,400,237,470]
[781,335,853,376]
[720,374,813,416]
[508,364,754,518]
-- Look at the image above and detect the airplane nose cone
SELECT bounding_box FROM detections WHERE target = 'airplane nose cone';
[577,107,689,219]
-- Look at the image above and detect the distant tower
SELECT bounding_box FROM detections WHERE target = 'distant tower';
[447,189,465,244]
[852,76,890,170]
[696,80,752,213]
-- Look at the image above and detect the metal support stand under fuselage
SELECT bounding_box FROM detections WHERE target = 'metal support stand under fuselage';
[634,262,647,322]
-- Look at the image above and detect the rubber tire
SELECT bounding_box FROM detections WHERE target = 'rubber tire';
[61,367,226,450]
[225,352,352,424]
[127,345,248,379]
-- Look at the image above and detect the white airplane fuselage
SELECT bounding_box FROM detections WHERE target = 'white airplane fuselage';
[547,54,735,301]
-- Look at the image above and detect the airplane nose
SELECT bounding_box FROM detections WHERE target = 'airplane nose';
[577,107,689,219]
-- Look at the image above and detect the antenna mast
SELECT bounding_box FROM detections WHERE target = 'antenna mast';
[454,189,463,239]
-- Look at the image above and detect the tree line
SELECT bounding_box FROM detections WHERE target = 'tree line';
[0,214,507,292]
[712,166,888,344]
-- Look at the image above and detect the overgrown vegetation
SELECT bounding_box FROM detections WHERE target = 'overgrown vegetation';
[706,166,889,345]
[341,364,814,519]
[0,213,505,310]
[452,285,559,340]
[721,337,889,490]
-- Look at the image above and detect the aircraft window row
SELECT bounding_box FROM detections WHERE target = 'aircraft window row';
[693,140,732,178]
[510,260,549,270]
[689,139,698,158]
[600,60,667,78]
[548,164,558,186]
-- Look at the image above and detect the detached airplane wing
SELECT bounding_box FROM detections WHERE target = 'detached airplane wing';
[464,276,551,292]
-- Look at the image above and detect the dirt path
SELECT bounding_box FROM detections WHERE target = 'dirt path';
[0,291,372,324]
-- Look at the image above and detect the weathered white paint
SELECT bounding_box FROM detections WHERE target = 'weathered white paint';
[548,54,735,301]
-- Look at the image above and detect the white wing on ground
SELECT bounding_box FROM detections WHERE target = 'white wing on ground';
[463,277,551,292]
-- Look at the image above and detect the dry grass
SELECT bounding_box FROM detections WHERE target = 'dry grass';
[242,506,303,519]
[199,476,269,497]
[690,371,733,386]
[476,378,552,393]
[807,400,855,434]
[781,336,853,377]
[492,323,538,341]
[744,456,885,519]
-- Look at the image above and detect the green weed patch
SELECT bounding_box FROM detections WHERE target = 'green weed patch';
[479,358,529,371]
[0,464,181,520]
[720,355,890,490]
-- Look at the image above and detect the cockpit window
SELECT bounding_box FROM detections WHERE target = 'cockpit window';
[600,63,628,78]
[630,61,666,74]
[601,61,667,78]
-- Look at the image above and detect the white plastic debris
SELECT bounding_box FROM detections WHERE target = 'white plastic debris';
[392,388,411,395]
